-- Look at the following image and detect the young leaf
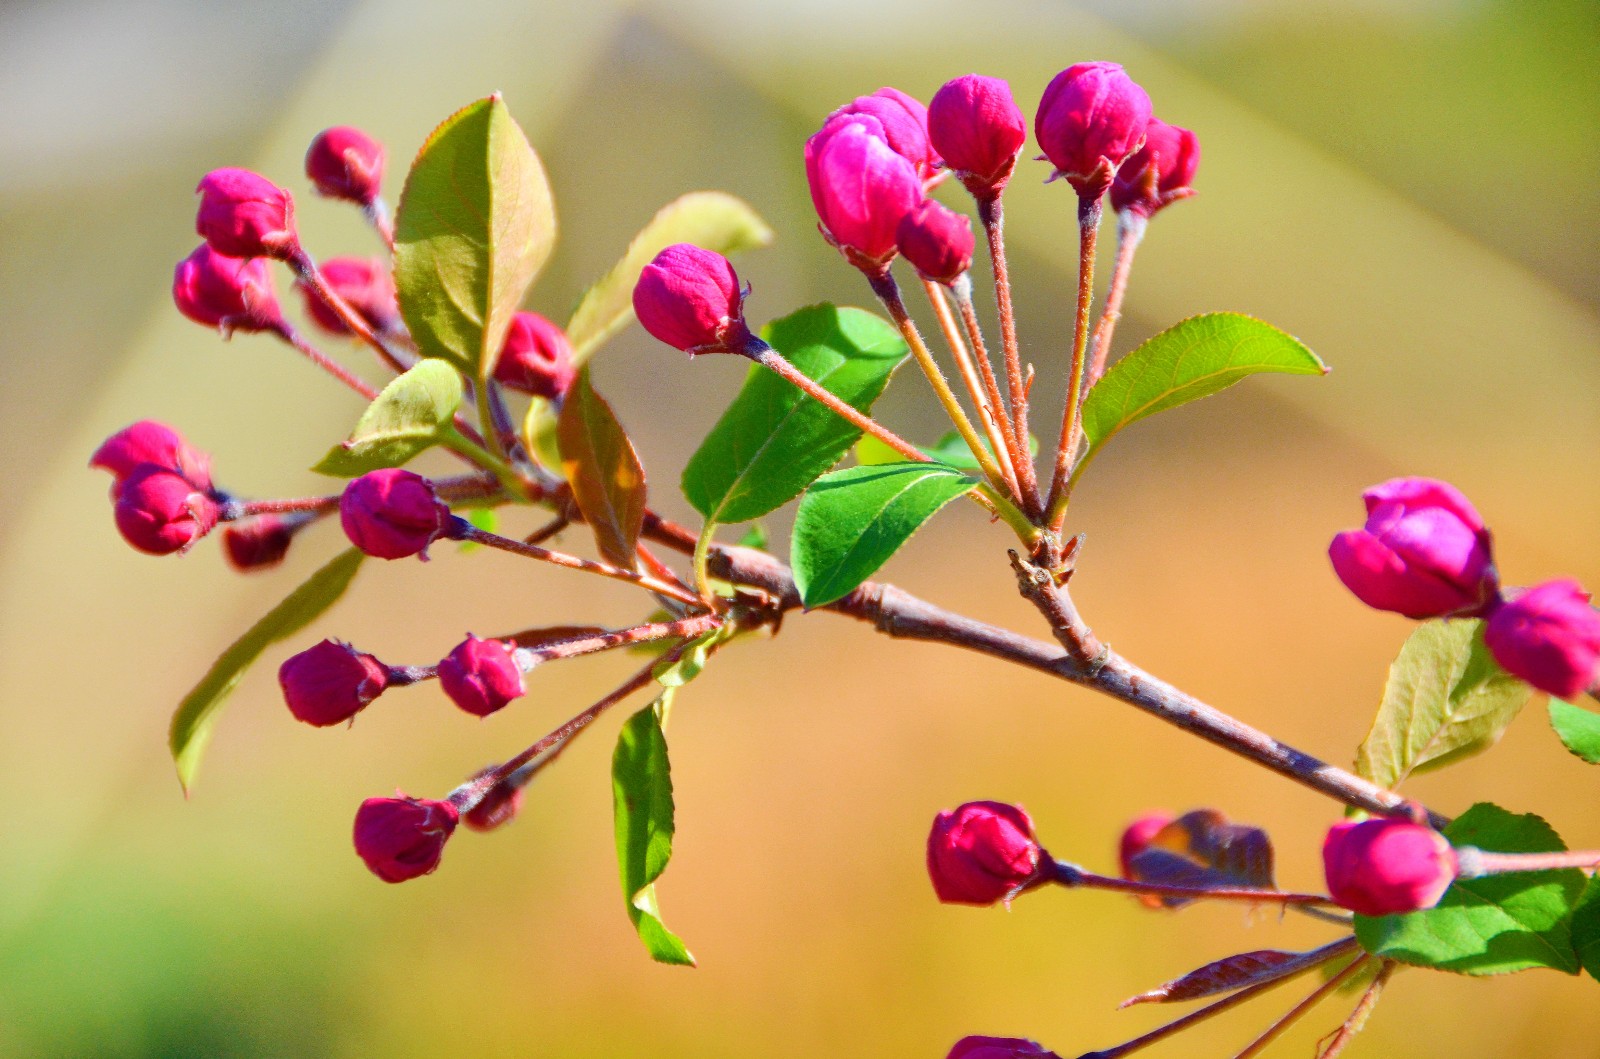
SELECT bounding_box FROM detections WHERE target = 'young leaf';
[169,549,366,793]
[1078,312,1325,466]
[791,462,976,608]
[557,368,646,569]
[313,359,463,476]
[566,192,773,363]
[1120,947,1325,1007]
[681,304,908,524]
[1125,808,1276,907]
[1549,699,1600,764]
[612,690,694,966]
[652,625,735,688]
[1354,802,1586,975]
[394,94,555,380]
[1355,620,1533,789]
[1570,876,1600,983]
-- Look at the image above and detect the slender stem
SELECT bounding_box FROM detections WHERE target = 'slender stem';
[438,427,531,500]
[364,198,397,254]
[509,613,722,665]
[745,341,927,463]
[446,517,706,608]
[1050,860,1335,907]
[636,542,694,598]
[1231,957,1372,1059]
[523,513,569,545]
[1459,848,1600,876]
[953,276,1040,517]
[269,321,378,399]
[693,521,719,604]
[1316,961,1397,1059]
[921,277,1021,499]
[1084,212,1146,390]
[976,195,1032,488]
[1045,196,1103,533]
[238,495,340,517]
[475,378,509,463]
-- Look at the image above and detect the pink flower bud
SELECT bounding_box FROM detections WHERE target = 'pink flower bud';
[632,244,750,354]
[1322,818,1457,917]
[353,795,459,883]
[1485,579,1600,698]
[896,200,975,285]
[112,466,220,555]
[805,117,924,270]
[1117,810,1175,879]
[827,87,941,181]
[1034,62,1153,199]
[278,638,390,727]
[928,74,1027,199]
[172,244,283,333]
[195,168,299,260]
[462,766,526,832]
[90,419,214,494]
[1328,477,1498,619]
[438,635,526,717]
[295,256,398,336]
[304,126,385,206]
[222,515,297,572]
[947,1037,1061,1059]
[339,468,450,560]
[926,801,1043,906]
[1109,118,1199,218]
[491,311,578,400]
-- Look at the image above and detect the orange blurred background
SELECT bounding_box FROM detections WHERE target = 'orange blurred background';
[1,0,1597,1055]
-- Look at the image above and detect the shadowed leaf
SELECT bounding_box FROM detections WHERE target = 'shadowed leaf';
[1126,809,1275,907]
[1571,876,1600,983]
[313,359,462,476]
[558,368,646,569]
[1549,699,1600,764]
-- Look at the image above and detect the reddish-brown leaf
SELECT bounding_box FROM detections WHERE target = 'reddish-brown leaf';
[1120,949,1305,1007]
[557,368,647,569]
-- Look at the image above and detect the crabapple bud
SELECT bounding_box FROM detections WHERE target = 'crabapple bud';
[896,200,975,284]
[827,87,940,181]
[172,244,283,333]
[805,117,924,270]
[1034,62,1152,199]
[438,635,526,717]
[112,466,220,555]
[304,126,385,206]
[1322,818,1457,917]
[278,638,390,727]
[926,801,1043,906]
[90,419,214,493]
[632,244,750,355]
[462,766,527,832]
[353,795,459,883]
[1117,810,1175,879]
[195,167,299,260]
[928,74,1027,199]
[492,311,577,400]
[1328,477,1498,620]
[222,515,297,572]
[947,1037,1062,1059]
[295,256,398,336]
[339,469,450,560]
[1109,118,1199,218]
[1484,579,1600,698]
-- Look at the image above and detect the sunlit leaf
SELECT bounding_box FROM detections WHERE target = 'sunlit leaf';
[1549,699,1600,764]
[557,368,646,569]
[313,359,463,476]
[855,430,1036,471]
[566,192,773,363]
[169,549,366,793]
[612,689,694,966]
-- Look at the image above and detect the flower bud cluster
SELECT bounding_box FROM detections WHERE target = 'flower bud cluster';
[91,421,221,555]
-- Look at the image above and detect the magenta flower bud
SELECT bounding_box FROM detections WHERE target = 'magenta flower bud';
[304,126,385,206]
[896,200,975,285]
[947,1037,1062,1059]
[1323,818,1457,917]
[339,468,450,560]
[827,87,941,181]
[1034,62,1153,199]
[195,168,300,260]
[926,801,1043,906]
[632,244,750,355]
[462,766,527,833]
[112,466,220,556]
[928,74,1027,199]
[278,638,390,727]
[491,311,578,400]
[353,795,459,883]
[90,419,214,494]
[438,634,526,717]
[805,118,924,271]
[1485,579,1600,698]
[172,244,283,333]
[1328,477,1498,620]
[1117,810,1174,879]
[295,256,398,337]
[1109,118,1200,218]
[222,515,297,572]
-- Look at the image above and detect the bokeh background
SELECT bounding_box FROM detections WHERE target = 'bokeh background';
[2,0,1597,1055]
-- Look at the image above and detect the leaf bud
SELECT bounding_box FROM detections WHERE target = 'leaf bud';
[304,126,385,206]
[896,200,975,285]
[1485,579,1600,698]
[172,244,283,334]
[278,638,391,727]
[195,167,300,260]
[338,468,450,560]
[112,466,220,555]
[926,800,1044,906]
[353,795,459,883]
[1034,62,1152,200]
[928,74,1027,200]
[492,311,577,400]
[1322,817,1457,917]
[632,244,751,355]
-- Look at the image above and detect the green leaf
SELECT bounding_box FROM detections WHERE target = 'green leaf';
[1355,803,1586,975]
[736,523,768,550]
[652,625,735,688]
[855,430,1037,471]
[312,359,463,476]
[520,397,562,471]
[682,304,908,524]
[457,506,497,553]
[168,549,366,794]
[791,462,976,608]
[1549,699,1600,764]
[1355,620,1534,789]
[1570,876,1600,983]
[611,690,694,966]
[557,368,646,569]
[393,94,555,380]
[566,192,773,363]
[1078,312,1325,465]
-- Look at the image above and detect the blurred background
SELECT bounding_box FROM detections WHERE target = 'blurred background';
[2,0,1597,1055]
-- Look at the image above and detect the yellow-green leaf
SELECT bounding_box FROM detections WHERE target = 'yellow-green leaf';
[557,368,646,569]
[312,359,463,476]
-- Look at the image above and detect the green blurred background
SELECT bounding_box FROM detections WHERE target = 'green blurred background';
[2,0,1597,1055]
